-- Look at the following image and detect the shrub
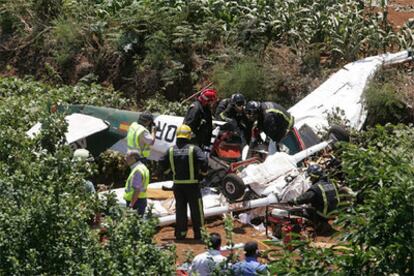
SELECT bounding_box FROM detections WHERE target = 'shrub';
[3,0,408,103]
[211,58,266,101]
[266,124,414,275]
[364,82,410,126]
[0,76,175,274]
[336,124,414,274]
[141,93,188,116]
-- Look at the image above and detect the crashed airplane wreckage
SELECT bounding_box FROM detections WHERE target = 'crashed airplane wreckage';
[100,50,413,226]
[27,50,413,226]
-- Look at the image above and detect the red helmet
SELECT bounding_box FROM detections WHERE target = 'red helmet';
[198,89,217,105]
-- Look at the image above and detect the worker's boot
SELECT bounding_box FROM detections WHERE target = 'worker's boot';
[175,231,187,240]
[193,231,202,241]
[315,221,337,237]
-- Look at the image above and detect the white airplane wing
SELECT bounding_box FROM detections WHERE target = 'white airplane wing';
[289,50,412,132]
[27,113,109,144]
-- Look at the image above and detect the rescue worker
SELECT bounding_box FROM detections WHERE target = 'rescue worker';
[183,88,217,149]
[215,93,246,126]
[214,93,249,144]
[288,164,339,236]
[123,151,150,216]
[72,148,96,194]
[127,111,157,159]
[245,100,294,154]
[160,124,208,240]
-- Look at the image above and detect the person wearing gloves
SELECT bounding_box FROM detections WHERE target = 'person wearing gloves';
[123,151,150,216]
[183,88,217,150]
[244,101,294,155]
[288,164,340,236]
[215,93,249,144]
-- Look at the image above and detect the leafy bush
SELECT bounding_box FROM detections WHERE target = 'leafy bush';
[336,124,414,274]
[0,76,175,274]
[212,58,265,101]
[266,124,414,275]
[1,0,411,103]
[141,93,189,116]
[364,82,410,126]
[95,150,129,188]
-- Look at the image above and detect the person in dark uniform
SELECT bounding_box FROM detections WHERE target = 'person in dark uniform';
[160,124,208,240]
[215,93,246,126]
[245,101,294,154]
[183,88,217,149]
[214,93,249,144]
[288,164,340,236]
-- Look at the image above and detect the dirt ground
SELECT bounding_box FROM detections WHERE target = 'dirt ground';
[387,0,414,28]
[154,1,414,264]
[154,215,337,264]
[155,218,269,263]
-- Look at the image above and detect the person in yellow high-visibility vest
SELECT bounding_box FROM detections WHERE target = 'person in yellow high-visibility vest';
[160,124,208,240]
[127,111,157,159]
[123,151,150,216]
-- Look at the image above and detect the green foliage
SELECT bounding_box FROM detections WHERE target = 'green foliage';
[49,17,83,67]
[212,58,266,101]
[339,124,414,192]
[1,0,411,103]
[364,71,411,126]
[336,124,414,274]
[266,240,341,274]
[265,124,414,274]
[142,93,188,116]
[32,0,63,23]
[0,11,18,35]
[95,150,129,188]
[0,76,175,274]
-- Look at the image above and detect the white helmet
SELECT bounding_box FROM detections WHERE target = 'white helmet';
[73,149,93,162]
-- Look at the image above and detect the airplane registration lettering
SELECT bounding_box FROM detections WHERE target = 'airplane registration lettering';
[164,125,177,143]
[155,121,166,140]
[70,138,87,150]
[155,121,178,143]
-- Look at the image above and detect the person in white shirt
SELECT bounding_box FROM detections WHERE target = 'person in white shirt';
[189,233,226,276]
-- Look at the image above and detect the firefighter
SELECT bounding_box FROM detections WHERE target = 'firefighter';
[183,89,217,150]
[214,93,249,144]
[127,111,157,159]
[123,151,150,216]
[245,100,294,154]
[288,164,339,236]
[160,124,208,240]
[215,93,246,126]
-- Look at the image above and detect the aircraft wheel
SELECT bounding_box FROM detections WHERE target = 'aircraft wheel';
[327,125,350,143]
[221,174,245,201]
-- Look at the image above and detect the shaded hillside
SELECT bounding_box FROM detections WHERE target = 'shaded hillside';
[1,0,413,108]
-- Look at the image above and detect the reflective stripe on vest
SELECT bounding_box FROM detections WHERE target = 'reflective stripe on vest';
[169,145,198,184]
[317,183,340,218]
[127,122,151,158]
[266,108,294,129]
[123,164,150,201]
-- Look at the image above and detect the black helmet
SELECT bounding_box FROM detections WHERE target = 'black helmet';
[245,101,260,115]
[138,111,154,126]
[307,164,324,182]
[231,93,246,106]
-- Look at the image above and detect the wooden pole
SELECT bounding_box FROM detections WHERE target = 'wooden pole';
[180,82,213,104]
